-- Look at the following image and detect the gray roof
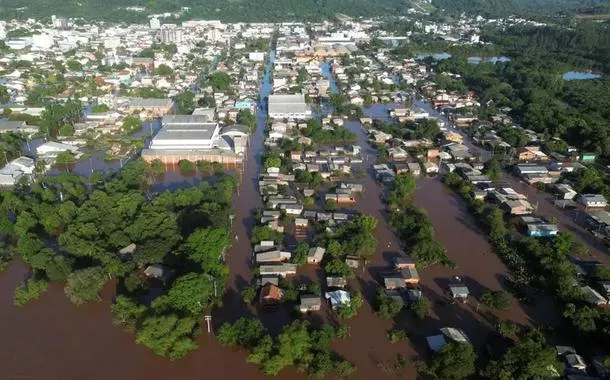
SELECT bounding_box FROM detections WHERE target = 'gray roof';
[127,97,173,108]
[300,294,322,307]
[268,94,309,115]
[326,276,347,288]
[153,123,218,141]
[162,115,214,125]
[0,120,26,131]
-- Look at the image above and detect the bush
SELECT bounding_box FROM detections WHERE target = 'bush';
[387,329,408,343]
[178,160,195,173]
[410,297,430,320]
[480,290,511,310]
[241,284,258,304]
[14,278,49,306]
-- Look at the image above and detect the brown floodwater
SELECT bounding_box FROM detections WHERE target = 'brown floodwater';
[1,54,568,380]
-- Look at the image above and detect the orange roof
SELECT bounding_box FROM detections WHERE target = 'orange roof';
[260,284,282,302]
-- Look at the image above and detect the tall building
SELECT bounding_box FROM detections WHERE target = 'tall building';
[0,21,6,40]
[150,17,161,29]
[159,26,182,44]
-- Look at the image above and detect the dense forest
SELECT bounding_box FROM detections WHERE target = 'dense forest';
[425,21,610,159]
[2,0,610,22]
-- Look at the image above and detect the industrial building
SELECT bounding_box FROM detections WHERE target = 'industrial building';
[268,94,311,120]
[141,115,249,164]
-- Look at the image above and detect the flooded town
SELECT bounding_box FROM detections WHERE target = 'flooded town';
[1,5,610,380]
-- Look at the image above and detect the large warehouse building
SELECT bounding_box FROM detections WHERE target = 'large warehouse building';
[141,115,248,164]
[268,94,311,120]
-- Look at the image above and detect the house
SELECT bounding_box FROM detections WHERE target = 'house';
[299,294,322,312]
[514,164,548,176]
[582,285,607,306]
[580,152,596,162]
[268,94,311,119]
[400,267,420,285]
[259,263,297,277]
[144,264,173,282]
[554,184,577,200]
[394,256,416,269]
[325,290,351,310]
[407,163,421,177]
[526,223,559,237]
[345,255,360,268]
[384,277,406,290]
[423,162,439,174]
[118,243,136,258]
[426,327,471,352]
[0,156,35,186]
[255,250,291,263]
[260,284,283,309]
[448,277,469,300]
[259,275,280,287]
[578,194,607,208]
[326,276,347,288]
[36,141,80,158]
[517,146,548,161]
[307,247,325,264]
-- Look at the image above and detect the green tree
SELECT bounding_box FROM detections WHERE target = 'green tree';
[64,266,107,305]
[563,303,599,333]
[66,60,83,71]
[419,341,476,380]
[208,72,231,91]
[482,330,561,379]
[480,290,511,310]
[152,272,220,315]
[154,64,174,76]
[58,124,74,136]
[136,314,198,360]
[376,288,403,319]
[185,228,230,275]
[217,317,267,348]
[111,295,147,332]
[411,297,430,320]
[483,158,502,180]
[337,292,363,319]
[292,241,310,265]
[173,91,195,114]
[325,199,337,211]
[122,115,142,134]
[264,156,281,168]
[14,278,49,306]
[237,110,256,132]
[91,104,109,113]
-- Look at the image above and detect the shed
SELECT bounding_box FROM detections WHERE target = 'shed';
[307,247,326,264]
[326,276,347,288]
[345,255,360,268]
[299,294,322,312]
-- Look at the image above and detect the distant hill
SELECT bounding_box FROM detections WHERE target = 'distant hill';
[1,0,609,21]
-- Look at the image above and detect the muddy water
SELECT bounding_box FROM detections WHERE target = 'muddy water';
[0,51,279,380]
[412,177,562,340]
[339,121,562,372]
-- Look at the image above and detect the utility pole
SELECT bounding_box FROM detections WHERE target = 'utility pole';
[204,315,212,333]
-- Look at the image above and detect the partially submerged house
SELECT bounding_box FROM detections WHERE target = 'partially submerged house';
[325,290,351,310]
[299,294,322,312]
[307,247,326,264]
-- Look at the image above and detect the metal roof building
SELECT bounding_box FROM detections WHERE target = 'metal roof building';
[268,94,311,120]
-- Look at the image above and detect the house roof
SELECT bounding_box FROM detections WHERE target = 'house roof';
[261,284,283,301]
[300,294,321,307]
[325,290,350,309]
